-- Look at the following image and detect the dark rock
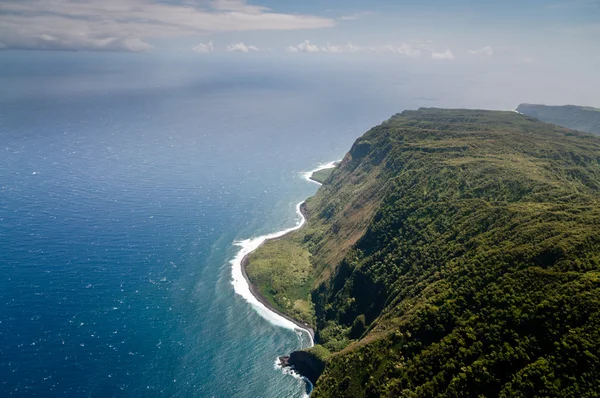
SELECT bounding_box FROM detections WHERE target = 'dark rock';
[279,351,325,385]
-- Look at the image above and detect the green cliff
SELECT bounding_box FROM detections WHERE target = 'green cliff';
[246,108,600,397]
[516,103,600,135]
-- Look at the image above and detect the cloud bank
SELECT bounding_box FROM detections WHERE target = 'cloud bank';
[432,49,455,60]
[226,42,259,52]
[193,41,214,53]
[286,40,321,53]
[284,40,447,58]
[0,0,335,52]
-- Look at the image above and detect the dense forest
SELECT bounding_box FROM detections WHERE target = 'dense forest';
[517,103,600,135]
[246,109,600,397]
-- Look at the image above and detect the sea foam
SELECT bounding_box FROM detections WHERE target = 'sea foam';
[301,161,339,185]
[230,162,340,344]
[274,357,314,398]
[230,201,313,344]
[230,163,340,394]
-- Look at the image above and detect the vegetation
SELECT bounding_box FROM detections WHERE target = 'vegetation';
[245,236,316,326]
[247,108,600,396]
[517,103,600,135]
[306,344,332,362]
[310,167,336,184]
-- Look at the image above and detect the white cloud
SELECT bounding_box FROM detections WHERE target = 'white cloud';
[321,42,360,53]
[396,43,422,57]
[286,40,320,53]
[468,46,494,56]
[370,43,421,57]
[286,40,360,54]
[192,41,214,53]
[283,40,456,61]
[226,42,259,52]
[0,0,335,52]
[432,49,455,60]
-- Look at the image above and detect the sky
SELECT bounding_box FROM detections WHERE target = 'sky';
[1,0,599,107]
[0,0,598,59]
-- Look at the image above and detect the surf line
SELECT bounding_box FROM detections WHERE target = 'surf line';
[230,161,338,347]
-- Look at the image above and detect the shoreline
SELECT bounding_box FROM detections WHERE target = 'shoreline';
[301,161,338,186]
[240,201,316,342]
[230,161,340,357]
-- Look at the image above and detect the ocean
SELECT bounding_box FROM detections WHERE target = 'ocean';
[0,52,418,397]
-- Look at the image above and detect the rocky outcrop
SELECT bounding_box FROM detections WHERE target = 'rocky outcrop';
[278,351,326,385]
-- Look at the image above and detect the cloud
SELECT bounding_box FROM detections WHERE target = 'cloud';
[370,43,422,57]
[431,49,455,60]
[284,40,430,57]
[0,0,335,52]
[282,40,457,61]
[286,40,321,53]
[468,46,494,56]
[192,41,214,53]
[286,40,360,53]
[226,42,259,52]
[395,43,422,57]
[321,42,360,53]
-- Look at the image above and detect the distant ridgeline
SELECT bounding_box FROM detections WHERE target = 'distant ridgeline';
[245,108,600,396]
[517,103,600,135]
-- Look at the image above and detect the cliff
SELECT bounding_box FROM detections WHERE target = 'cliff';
[247,108,600,396]
[279,346,329,385]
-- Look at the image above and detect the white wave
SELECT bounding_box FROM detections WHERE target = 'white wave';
[301,160,340,185]
[274,357,314,398]
[512,109,523,115]
[231,162,341,394]
[230,201,314,346]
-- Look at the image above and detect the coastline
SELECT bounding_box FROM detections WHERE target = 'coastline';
[301,161,338,186]
[239,201,316,342]
[230,161,341,376]
[227,161,339,396]
[230,161,338,348]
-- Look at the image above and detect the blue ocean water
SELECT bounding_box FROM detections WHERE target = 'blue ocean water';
[0,52,415,397]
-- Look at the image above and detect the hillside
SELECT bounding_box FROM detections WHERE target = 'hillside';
[310,166,337,184]
[246,108,600,397]
[517,103,600,135]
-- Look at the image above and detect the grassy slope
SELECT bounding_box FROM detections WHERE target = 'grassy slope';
[249,109,600,396]
[517,103,600,135]
[245,235,316,326]
[311,167,336,184]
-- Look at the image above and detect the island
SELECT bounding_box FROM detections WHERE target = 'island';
[245,108,600,397]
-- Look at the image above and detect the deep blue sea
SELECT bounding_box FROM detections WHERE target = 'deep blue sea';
[0,52,423,397]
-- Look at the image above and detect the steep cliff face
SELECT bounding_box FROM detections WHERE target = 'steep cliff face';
[306,109,600,396]
[249,108,600,396]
